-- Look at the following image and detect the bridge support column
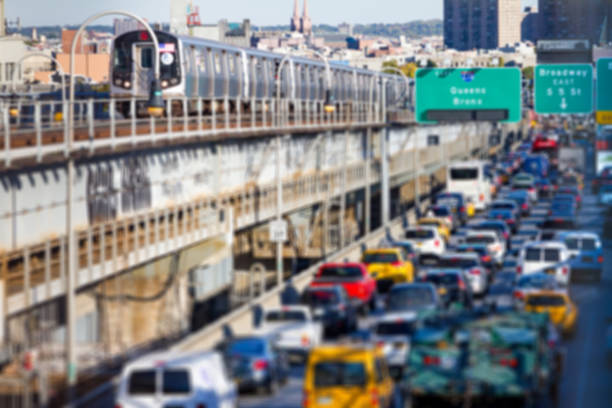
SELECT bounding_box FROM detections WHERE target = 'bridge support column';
[365,128,372,235]
[275,135,283,287]
[414,132,420,214]
[381,128,390,227]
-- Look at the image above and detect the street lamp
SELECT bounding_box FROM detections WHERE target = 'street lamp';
[307,50,335,114]
[380,65,410,110]
[65,11,160,406]
[10,52,67,120]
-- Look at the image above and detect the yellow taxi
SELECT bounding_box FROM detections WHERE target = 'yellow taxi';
[524,291,578,335]
[361,248,414,284]
[304,344,394,408]
[417,218,450,242]
[466,200,476,218]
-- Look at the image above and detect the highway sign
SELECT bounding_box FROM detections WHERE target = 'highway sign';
[269,220,288,242]
[415,68,521,124]
[597,58,612,125]
[534,64,593,114]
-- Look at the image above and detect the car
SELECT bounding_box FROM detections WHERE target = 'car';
[420,268,473,308]
[310,262,377,314]
[522,155,550,180]
[517,241,572,286]
[385,283,440,313]
[433,192,472,222]
[521,216,545,228]
[463,230,506,265]
[551,194,578,213]
[257,306,323,361]
[541,215,577,231]
[218,336,289,394]
[362,248,415,293]
[556,186,582,208]
[511,172,538,201]
[501,256,519,275]
[486,280,515,309]
[510,227,542,253]
[524,291,578,336]
[593,166,612,194]
[467,219,511,246]
[304,345,394,408]
[598,184,612,206]
[535,177,556,199]
[371,311,420,380]
[556,231,604,282]
[404,226,445,257]
[559,172,584,191]
[417,217,451,242]
[301,286,359,337]
[502,190,532,215]
[513,273,562,304]
[489,199,520,218]
[424,204,459,231]
[116,350,237,408]
[386,240,418,263]
[486,208,519,232]
[437,253,489,296]
[455,243,498,271]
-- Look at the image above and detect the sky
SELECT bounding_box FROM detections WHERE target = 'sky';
[6,0,538,27]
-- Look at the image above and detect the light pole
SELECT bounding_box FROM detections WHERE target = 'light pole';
[10,53,67,120]
[65,11,160,406]
[306,50,335,114]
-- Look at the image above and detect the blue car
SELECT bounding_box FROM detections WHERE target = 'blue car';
[503,190,531,215]
[487,209,518,233]
[598,185,612,207]
[455,243,497,271]
[557,232,603,282]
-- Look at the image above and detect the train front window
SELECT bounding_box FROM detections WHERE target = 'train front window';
[140,48,154,69]
[113,44,132,71]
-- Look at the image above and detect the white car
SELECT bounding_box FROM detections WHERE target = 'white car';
[518,241,571,285]
[116,350,237,408]
[438,253,489,296]
[257,306,323,359]
[464,230,506,265]
[371,311,419,380]
[403,226,445,256]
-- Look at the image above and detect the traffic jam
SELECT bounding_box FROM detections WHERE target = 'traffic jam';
[115,126,605,408]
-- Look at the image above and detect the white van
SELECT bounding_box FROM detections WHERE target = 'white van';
[447,161,491,211]
[116,350,237,408]
[518,241,571,286]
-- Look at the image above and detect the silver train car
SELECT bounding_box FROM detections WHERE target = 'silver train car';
[110,30,408,117]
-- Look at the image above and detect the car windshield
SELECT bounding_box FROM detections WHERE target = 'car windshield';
[376,321,417,335]
[527,296,566,307]
[319,266,363,279]
[314,362,367,387]
[439,257,478,268]
[265,310,307,322]
[544,249,561,262]
[387,287,434,310]
[363,252,399,264]
[304,290,340,307]
[450,168,479,180]
[228,338,266,355]
[582,239,597,250]
[424,274,460,286]
[435,196,460,208]
[405,229,434,239]
[431,207,451,216]
[525,248,541,261]
[492,203,515,210]
[564,238,579,250]
[465,236,495,244]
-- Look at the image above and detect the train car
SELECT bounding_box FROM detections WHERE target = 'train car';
[110,30,407,118]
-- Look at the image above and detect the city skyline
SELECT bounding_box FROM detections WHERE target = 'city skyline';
[6,0,537,28]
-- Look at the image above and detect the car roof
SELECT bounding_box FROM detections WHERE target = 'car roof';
[424,268,464,275]
[375,311,419,323]
[465,230,498,237]
[364,248,400,254]
[523,241,567,250]
[406,225,438,233]
[556,231,600,240]
[441,252,479,259]
[122,350,221,372]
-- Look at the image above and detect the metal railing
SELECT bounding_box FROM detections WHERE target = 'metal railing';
[0,96,384,167]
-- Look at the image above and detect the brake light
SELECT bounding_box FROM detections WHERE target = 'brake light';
[503,232,509,239]
[598,256,604,263]
[391,261,402,266]
[301,335,310,347]
[253,359,269,371]
[303,390,310,408]
[517,265,522,274]
[458,279,466,290]
[522,203,528,210]
[513,291,524,300]
[479,194,485,202]
[481,255,491,262]
[423,356,440,365]
[528,187,535,193]
[376,341,385,348]
[506,219,515,224]
[499,358,518,368]
[434,240,440,247]
[460,206,466,213]
[576,196,582,202]
[470,269,481,275]
[370,387,380,407]
[562,266,569,275]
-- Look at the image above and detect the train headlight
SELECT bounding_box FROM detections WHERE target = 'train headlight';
[123,81,131,89]
[161,80,169,88]
[114,78,122,86]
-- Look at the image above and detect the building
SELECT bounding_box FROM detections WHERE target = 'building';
[538,0,612,44]
[444,0,522,51]
[114,18,146,36]
[191,19,252,47]
[522,6,539,42]
[290,0,312,35]
[338,22,353,36]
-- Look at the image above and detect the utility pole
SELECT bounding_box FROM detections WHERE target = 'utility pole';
[381,80,389,226]
[275,135,283,286]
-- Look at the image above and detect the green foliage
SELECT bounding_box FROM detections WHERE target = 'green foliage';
[522,66,534,80]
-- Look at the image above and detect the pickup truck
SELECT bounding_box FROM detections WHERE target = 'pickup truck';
[257,305,322,362]
[309,262,377,314]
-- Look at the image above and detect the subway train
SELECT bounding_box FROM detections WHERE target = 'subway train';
[110,30,409,117]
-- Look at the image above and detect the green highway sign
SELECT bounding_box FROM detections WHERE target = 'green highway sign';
[534,64,593,115]
[415,68,521,124]
[597,58,612,125]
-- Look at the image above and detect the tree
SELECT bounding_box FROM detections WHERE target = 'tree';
[522,66,534,80]
[400,62,418,78]
[426,59,437,68]
[382,60,400,74]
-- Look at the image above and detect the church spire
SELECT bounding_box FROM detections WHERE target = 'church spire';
[301,0,312,35]
[291,0,301,32]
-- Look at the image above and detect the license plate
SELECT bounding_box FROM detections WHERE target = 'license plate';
[582,256,593,263]
[417,243,423,247]
[441,356,456,369]
[317,396,332,405]
[546,268,555,274]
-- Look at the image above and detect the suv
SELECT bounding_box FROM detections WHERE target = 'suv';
[464,230,506,265]
[518,241,571,286]
[404,226,445,257]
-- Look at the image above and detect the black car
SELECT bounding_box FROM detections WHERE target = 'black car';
[301,286,358,337]
[219,336,289,394]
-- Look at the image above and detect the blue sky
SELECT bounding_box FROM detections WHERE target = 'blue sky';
[7,0,538,27]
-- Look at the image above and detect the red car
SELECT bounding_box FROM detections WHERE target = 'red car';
[309,262,377,314]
